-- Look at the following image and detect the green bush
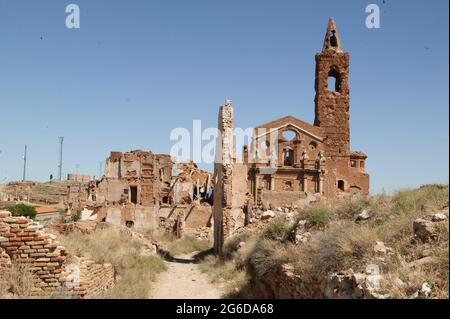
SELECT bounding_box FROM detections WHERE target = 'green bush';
[6,204,37,220]
[71,211,81,222]
[308,207,330,227]
[258,218,294,241]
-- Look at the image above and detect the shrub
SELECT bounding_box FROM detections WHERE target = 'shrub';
[249,240,299,278]
[70,211,81,222]
[259,218,294,241]
[223,231,252,259]
[309,207,330,226]
[293,221,378,277]
[6,204,37,220]
[334,194,373,220]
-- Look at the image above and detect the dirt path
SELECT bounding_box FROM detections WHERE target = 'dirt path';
[149,252,223,299]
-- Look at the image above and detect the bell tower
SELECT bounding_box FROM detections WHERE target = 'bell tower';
[314,17,350,158]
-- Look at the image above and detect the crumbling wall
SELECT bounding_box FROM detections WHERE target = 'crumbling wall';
[0,211,115,298]
[261,190,307,208]
[62,257,115,298]
[254,263,383,299]
[67,174,93,183]
[0,211,67,294]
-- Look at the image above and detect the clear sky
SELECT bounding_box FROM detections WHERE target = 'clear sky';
[0,0,448,194]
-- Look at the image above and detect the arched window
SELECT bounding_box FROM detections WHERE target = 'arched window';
[309,141,318,150]
[327,68,341,92]
[283,148,294,166]
[284,181,293,191]
[337,180,345,191]
[330,30,338,47]
[282,130,297,141]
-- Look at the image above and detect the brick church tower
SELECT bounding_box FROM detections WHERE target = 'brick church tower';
[314,17,350,158]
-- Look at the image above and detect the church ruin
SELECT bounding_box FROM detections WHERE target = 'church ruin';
[213,18,370,254]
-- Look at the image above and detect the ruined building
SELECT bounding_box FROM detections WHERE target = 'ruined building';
[243,18,369,207]
[67,150,213,237]
[214,18,370,254]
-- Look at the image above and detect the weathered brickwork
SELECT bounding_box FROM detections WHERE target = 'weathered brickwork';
[66,150,213,237]
[0,210,67,294]
[0,211,115,298]
[61,256,115,298]
[244,18,369,206]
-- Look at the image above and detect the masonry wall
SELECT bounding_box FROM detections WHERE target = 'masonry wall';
[62,256,115,298]
[0,211,115,298]
[67,174,93,183]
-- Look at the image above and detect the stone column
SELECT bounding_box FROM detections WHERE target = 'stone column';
[213,100,236,257]
[270,176,275,191]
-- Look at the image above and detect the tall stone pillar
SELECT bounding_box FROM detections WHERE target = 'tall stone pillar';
[213,100,236,256]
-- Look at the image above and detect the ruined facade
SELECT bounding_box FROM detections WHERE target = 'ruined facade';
[243,18,369,207]
[68,150,213,238]
[213,18,370,253]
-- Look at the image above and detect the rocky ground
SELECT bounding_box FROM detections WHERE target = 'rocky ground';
[201,184,449,299]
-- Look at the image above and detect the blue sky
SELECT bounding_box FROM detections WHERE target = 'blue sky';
[0,0,448,194]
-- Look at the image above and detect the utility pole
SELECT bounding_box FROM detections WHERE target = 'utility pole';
[98,161,103,180]
[22,145,27,182]
[58,137,64,181]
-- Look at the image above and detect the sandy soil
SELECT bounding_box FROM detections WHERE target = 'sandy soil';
[149,252,223,299]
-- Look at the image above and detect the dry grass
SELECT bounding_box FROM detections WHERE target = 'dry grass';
[198,254,261,298]
[219,185,449,299]
[293,221,378,277]
[59,227,167,299]
[138,227,212,257]
[164,236,211,257]
[0,263,36,299]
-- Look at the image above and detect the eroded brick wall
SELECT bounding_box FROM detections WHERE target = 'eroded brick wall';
[0,211,67,294]
[62,257,115,298]
[0,211,115,298]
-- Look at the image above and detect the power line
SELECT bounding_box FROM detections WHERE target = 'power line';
[98,161,103,180]
[58,137,64,181]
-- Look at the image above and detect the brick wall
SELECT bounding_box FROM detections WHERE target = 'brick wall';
[0,211,115,298]
[0,210,67,295]
[62,256,115,298]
